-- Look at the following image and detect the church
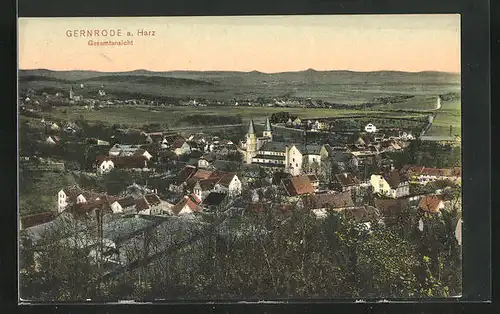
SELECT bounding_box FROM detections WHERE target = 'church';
[240,117,322,176]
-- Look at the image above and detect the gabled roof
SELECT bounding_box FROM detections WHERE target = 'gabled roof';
[192,169,214,180]
[282,176,315,197]
[171,196,201,215]
[418,195,444,213]
[301,191,354,210]
[343,206,380,223]
[293,144,322,155]
[111,155,149,169]
[259,141,287,153]
[383,170,408,189]
[144,194,162,206]
[172,139,187,149]
[20,212,56,230]
[334,173,361,187]
[116,196,136,208]
[374,198,410,217]
[173,166,197,185]
[217,173,237,188]
[202,192,227,207]
[134,197,150,211]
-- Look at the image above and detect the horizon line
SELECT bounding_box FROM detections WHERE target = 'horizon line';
[18,67,461,75]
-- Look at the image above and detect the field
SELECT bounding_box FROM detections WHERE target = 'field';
[425,99,461,137]
[43,105,433,128]
[19,69,460,106]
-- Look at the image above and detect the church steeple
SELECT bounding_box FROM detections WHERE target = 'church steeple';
[245,119,257,164]
[263,116,273,140]
[247,119,256,135]
[264,116,272,132]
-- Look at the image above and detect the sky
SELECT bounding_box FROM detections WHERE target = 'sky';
[18,15,461,73]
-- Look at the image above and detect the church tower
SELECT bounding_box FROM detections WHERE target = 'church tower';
[245,120,257,164]
[69,86,74,100]
[263,116,273,141]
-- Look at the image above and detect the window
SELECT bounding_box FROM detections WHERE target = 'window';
[313,158,316,162]
[296,163,298,167]
[293,158,295,162]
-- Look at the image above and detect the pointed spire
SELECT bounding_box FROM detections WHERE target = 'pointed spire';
[264,116,272,132]
[248,119,256,135]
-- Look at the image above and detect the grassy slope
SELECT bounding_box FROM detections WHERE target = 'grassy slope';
[19,170,79,215]
[425,99,461,136]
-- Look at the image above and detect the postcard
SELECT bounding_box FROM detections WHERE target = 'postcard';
[18,15,462,302]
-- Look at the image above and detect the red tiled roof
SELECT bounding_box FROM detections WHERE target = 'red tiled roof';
[418,195,444,213]
[301,191,354,210]
[20,212,56,229]
[171,196,201,215]
[282,176,315,197]
[192,169,214,180]
[374,198,410,217]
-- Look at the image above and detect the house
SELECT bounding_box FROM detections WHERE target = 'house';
[285,144,322,176]
[172,140,191,155]
[418,195,445,214]
[109,196,136,214]
[333,172,362,192]
[57,186,104,213]
[109,144,144,157]
[292,117,302,127]
[298,191,354,215]
[364,123,377,133]
[45,136,60,145]
[201,192,227,211]
[374,197,410,218]
[96,155,150,173]
[132,149,153,160]
[312,120,327,131]
[402,165,461,185]
[188,133,207,143]
[95,155,115,174]
[169,166,198,192]
[213,173,242,197]
[134,194,164,215]
[50,123,60,132]
[307,174,319,191]
[191,178,219,201]
[281,175,315,198]
[370,169,410,198]
[171,195,201,215]
[198,155,213,169]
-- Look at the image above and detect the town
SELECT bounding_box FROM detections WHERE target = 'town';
[18,82,462,300]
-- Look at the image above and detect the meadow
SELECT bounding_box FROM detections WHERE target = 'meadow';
[425,99,461,137]
[44,105,433,129]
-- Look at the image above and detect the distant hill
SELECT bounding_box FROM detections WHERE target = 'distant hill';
[19,69,460,85]
[18,69,460,105]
